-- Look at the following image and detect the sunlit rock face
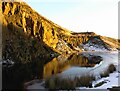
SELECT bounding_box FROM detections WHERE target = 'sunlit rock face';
[2,2,73,55]
[2,2,61,63]
[2,1,120,64]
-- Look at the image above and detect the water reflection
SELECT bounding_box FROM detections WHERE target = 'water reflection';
[43,58,59,78]
[43,53,102,78]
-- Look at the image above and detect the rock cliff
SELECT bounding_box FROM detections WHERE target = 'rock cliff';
[1,1,120,63]
[1,1,120,90]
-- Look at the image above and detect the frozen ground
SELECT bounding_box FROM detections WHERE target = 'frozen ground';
[25,80,45,90]
[78,51,120,89]
[26,51,119,90]
[77,71,119,90]
[83,42,107,51]
[82,40,117,51]
[93,71,119,89]
[59,51,118,78]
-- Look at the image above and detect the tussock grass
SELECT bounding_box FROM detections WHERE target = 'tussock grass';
[45,76,76,89]
[45,74,95,89]
[45,64,116,89]
[75,75,95,88]
[108,64,116,73]
[100,64,116,78]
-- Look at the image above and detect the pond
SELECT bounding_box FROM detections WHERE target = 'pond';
[43,51,118,79]
[3,51,118,89]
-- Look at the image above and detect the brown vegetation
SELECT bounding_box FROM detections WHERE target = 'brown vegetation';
[45,64,116,89]
[45,74,95,89]
[100,64,116,78]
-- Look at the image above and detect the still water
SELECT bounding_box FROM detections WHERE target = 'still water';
[43,51,118,79]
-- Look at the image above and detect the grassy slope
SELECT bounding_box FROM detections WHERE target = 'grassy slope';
[101,36,120,49]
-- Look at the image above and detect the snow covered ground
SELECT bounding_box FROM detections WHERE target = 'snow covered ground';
[83,42,107,51]
[26,51,120,90]
[78,51,120,90]
[82,38,117,51]
[59,51,118,78]
[77,71,119,90]
[1,59,14,67]
[93,71,119,89]
[26,80,45,90]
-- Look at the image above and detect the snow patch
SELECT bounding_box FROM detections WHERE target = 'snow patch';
[83,42,108,51]
[80,37,117,51]
[92,72,119,89]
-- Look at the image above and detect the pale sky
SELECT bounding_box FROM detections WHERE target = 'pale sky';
[25,0,119,39]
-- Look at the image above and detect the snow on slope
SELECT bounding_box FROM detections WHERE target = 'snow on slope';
[82,37,117,51]
[83,42,107,51]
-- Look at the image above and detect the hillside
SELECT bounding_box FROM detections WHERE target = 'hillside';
[2,1,120,63]
[1,1,120,90]
[100,36,120,50]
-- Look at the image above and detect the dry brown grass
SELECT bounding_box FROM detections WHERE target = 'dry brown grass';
[108,64,116,73]
[45,74,95,89]
[100,64,116,78]
[75,75,95,88]
[45,76,76,89]
[45,64,116,89]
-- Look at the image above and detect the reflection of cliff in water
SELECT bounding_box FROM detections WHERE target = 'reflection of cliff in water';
[44,58,59,78]
[43,53,102,78]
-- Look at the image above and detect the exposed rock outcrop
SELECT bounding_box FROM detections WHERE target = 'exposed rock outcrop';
[2,2,72,54]
[2,2,61,63]
[1,1,120,64]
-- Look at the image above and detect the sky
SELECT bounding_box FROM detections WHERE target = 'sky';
[25,0,119,39]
